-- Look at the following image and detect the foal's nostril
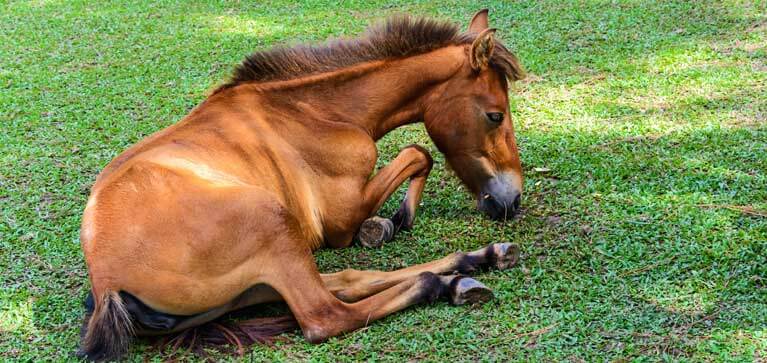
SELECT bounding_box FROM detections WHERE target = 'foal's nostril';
[478,173,523,220]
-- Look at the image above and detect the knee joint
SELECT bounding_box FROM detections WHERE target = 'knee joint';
[402,144,433,171]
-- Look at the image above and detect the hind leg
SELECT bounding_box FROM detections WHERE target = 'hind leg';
[269,263,475,343]
[321,242,520,302]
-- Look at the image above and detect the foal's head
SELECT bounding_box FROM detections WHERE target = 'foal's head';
[423,10,525,221]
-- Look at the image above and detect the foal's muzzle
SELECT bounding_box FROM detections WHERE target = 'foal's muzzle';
[478,173,522,221]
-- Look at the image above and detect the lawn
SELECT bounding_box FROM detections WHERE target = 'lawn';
[1,0,766,361]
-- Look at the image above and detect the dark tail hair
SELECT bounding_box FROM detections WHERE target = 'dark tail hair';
[156,315,298,357]
[78,290,135,361]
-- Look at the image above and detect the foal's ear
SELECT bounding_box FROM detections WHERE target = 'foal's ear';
[468,9,489,33]
[470,28,496,71]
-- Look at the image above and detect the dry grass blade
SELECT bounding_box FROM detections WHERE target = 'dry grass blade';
[510,323,559,340]
[619,257,676,277]
[696,204,767,217]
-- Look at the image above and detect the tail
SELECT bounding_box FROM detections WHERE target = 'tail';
[78,290,135,361]
[157,315,298,357]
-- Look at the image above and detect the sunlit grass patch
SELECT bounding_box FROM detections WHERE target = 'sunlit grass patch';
[0,293,37,334]
[204,13,283,37]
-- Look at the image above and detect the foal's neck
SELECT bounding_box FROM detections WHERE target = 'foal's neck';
[244,46,465,140]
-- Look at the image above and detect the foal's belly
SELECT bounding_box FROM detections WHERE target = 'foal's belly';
[126,283,284,335]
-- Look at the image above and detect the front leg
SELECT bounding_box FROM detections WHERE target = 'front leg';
[356,144,433,247]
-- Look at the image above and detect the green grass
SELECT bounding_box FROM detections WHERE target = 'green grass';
[1,0,766,361]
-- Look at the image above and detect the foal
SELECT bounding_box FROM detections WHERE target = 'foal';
[79,9,525,360]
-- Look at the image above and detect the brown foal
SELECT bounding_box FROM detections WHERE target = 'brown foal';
[78,9,525,360]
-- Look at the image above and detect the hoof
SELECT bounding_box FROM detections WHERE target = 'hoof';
[492,242,520,270]
[450,277,494,305]
[357,216,394,248]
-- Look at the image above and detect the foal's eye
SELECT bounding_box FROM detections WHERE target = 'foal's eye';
[486,112,504,123]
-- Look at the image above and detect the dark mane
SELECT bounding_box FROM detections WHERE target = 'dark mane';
[218,15,524,90]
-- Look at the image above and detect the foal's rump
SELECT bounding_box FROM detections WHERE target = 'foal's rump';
[82,160,297,316]
[79,159,306,360]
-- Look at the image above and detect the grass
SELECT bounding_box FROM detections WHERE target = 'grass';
[1,0,766,361]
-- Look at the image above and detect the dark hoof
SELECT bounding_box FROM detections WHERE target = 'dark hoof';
[357,216,394,248]
[492,243,520,270]
[450,277,494,305]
